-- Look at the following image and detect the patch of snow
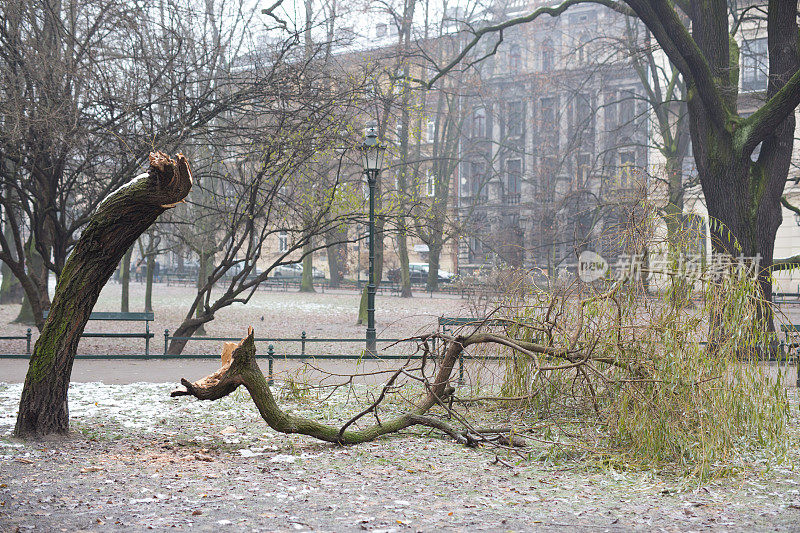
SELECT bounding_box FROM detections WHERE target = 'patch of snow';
[95,173,149,213]
[239,449,264,458]
[270,454,296,463]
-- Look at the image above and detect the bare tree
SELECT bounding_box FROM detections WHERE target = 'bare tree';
[0,0,260,330]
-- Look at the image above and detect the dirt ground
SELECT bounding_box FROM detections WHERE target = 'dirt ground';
[1,382,800,532]
[2,283,800,531]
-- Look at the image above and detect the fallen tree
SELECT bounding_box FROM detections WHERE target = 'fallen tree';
[14,152,193,438]
[173,326,543,446]
[172,259,788,477]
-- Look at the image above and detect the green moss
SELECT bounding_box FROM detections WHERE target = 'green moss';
[728,34,740,97]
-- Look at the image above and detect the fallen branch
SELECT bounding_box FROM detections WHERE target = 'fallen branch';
[172,328,530,447]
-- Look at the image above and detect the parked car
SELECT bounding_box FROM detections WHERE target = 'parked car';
[271,264,303,278]
[387,263,455,284]
[271,263,326,280]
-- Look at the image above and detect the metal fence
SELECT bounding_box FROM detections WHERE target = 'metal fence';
[0,329,468,385]
[0,329,32,356]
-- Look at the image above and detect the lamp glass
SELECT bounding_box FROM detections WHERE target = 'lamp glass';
[360,135,386,172]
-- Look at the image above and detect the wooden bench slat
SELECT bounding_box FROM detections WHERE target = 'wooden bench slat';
[438,317,519,327]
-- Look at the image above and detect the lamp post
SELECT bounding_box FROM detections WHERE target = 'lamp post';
[360,122,386,355]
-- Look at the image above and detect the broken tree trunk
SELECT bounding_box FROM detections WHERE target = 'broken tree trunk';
[172,327,477,444]
[173,328,531,447]
[14,152,192,438]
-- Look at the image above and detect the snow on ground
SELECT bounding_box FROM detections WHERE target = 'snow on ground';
[2,380,800,532]
[3,287,800,530]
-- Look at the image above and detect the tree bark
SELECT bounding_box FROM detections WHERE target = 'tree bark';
[13,237,49,327]
[166,314,214,356]
[120,247,132,312]
[0,191,23,304]
[145,252,155,313]
[397,227,412,298]
[0,260,23,304]
[14,152,192,438]
[324,227,346,289]
[300,241,315,293]
[427,241,442,292]
[195,250,213,336]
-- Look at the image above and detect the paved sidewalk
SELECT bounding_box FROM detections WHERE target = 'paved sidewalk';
[0,358,410,385]
[0,358,505,387]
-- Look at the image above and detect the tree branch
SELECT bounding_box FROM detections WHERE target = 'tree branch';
[740,67,800,154]
[426,0,632,88]
[623,0,730,129]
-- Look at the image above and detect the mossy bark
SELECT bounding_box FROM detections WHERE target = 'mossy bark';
[623,0,800,338]
[14,152,192,438]
[13,292,35,324]
[324,227,346,289]
[426,242,442,293]
[13,236,49,327]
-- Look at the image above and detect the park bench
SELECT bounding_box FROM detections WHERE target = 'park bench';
[43,311,154,356]
[773,292,800,304]
[438,316,522,335]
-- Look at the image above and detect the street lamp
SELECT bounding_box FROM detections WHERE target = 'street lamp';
[360,121,386,355]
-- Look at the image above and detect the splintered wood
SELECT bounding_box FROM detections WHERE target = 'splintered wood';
[220,342,237,366]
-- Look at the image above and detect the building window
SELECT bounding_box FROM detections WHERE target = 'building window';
[619,150,635,188]
[472,107,486,138]
[742,37,768,92]
[540,97,558,149]
[506,159,521,204]
[509,44,522,72]
[278,231,288,252]
[507,101,524,137]
[426,119,436,143]
[618,91,636,127]
[577,32,590,64]
[575,93,594,138]
[576,153,591,189]
[426,170,435,197]
[541,38,554,71]
[468,162,487,202]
